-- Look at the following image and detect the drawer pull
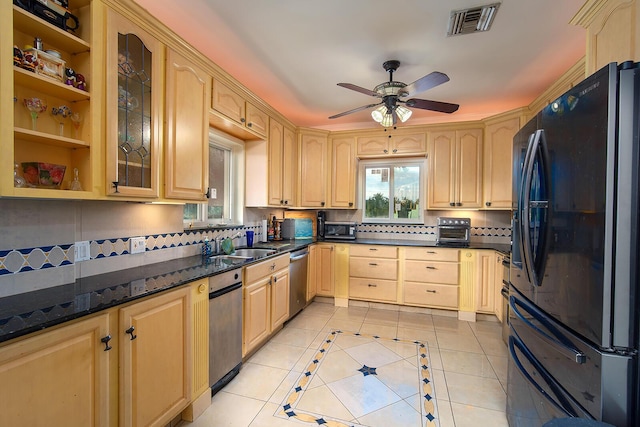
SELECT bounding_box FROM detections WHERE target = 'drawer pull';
[425,290,437,293]
[368,284,377,287]
[369,263,378,266]
[369,248,378,251]
[426,266,437,270]
[426,251,437,254]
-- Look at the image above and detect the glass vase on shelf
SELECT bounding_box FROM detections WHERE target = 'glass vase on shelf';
[23,98,47,131]
[51,105,72,136]
[13,163,26,188]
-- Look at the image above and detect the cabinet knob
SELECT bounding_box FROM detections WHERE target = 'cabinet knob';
[456,202,462,206]
[283,200,288,205]
[247,122,252,128]
[486,202,492,207]
[349,202,353,207]
[270,263,276,270]
[240,117,246,123]
[392,149,397,153]
[383,149,388,154]
[321,201,325,207]
[112,181,120,193]
[450,202,455,207]
[125,326,137,341]
[100,335,112,351]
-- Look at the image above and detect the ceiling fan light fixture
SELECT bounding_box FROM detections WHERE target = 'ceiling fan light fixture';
[396,105,413,122]
[371,105,386,123]
[380,113,395,127]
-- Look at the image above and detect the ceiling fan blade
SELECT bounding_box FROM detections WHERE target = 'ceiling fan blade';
[402,72,450,97]
[405,98,459,114]
[329,102,381,119]
[337,83,381,97]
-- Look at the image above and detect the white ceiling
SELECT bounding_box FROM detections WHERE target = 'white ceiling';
[132,0,587,131]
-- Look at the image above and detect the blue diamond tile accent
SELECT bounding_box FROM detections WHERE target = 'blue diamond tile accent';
[357,365,377,376]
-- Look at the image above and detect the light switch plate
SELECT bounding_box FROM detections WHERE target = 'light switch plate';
[74,241,90,262]
[130,236,146,254]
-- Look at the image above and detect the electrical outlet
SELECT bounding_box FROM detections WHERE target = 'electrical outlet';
[130,278,146,296]
[210,188,217,199]
[130,236,146,254]
[74,241,90,262]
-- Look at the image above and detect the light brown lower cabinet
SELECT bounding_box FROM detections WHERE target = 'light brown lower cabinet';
[349,245,398,303]
[243,254,290,356]
[0,283,205,427]
[402,247,460,309]
[0,312,111,427]
[119,286,192,427]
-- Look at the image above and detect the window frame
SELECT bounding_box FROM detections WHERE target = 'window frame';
[358,158,426,224]
[183,129,244,227]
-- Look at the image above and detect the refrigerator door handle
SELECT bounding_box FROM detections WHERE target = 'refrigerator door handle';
[521,129,551,287]
[510,296,587,364]
[517,132,537,283]
[508,335,576,418]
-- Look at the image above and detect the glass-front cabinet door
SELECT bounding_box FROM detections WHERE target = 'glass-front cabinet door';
[106,9,162,198]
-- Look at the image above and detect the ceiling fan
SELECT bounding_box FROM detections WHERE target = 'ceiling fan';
[329,60,459,127]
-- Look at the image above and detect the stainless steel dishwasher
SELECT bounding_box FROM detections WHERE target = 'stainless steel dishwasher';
[209,267,243,395]
[289,247,309,319]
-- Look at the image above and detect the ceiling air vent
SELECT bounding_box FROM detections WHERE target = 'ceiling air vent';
[447,2,500,36]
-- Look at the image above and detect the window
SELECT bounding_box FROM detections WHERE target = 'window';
[360,159,424,223]
[184,129,244,226]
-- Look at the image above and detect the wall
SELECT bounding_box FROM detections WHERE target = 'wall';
[327,208,511,244]
[0,199,261,298]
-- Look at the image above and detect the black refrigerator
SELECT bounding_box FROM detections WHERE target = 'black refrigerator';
[507,61,640,426]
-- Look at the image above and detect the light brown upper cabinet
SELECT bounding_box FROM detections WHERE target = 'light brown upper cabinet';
[330,136,357,208]
[298,129,329,208]
[4,0,95,199]
[268,119,297,206]
[164,48,210,201]
[211,79,268,138]
[357,132,426,157]
[428,127,483,209]
[483,114,522,209]
[106,8,163,198]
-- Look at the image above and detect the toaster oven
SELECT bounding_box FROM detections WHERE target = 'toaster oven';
[436,217,471,246]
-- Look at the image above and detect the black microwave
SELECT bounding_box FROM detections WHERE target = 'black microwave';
[324,222,356,240]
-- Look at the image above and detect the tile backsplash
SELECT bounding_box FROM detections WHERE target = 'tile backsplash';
[0,199,511,297]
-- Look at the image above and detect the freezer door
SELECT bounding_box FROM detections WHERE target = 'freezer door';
[508,287,635,426]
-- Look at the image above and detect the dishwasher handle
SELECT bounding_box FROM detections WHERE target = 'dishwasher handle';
[290,249,309,261]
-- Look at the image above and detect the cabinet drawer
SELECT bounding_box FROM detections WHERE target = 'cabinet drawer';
[404,247,459,261]
[349,278,397,302]
[404,282,458,309]
[404,260,459,284]
[244,254,289,283]
[349,245,397,258]
[350,257,397,280]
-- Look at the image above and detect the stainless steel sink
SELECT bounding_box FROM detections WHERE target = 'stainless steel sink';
[208,255,251,266]
[232,248,277,258]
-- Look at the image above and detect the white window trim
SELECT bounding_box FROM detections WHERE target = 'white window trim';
[358,158,426,224]
[183,128,244,227]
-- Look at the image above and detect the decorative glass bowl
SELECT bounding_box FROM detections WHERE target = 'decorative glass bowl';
[21,162,66,188]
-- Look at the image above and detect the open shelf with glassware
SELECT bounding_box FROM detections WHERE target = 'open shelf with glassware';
[8,0,93,197]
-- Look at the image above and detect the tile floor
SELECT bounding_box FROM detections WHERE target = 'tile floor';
[183,300,509,427]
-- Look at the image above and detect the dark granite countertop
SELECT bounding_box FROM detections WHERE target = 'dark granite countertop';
[0,237,509,344]
[322,238,511,255]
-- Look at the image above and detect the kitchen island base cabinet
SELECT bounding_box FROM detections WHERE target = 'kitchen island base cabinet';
[0,313,110,426]
[119,286,191,427]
